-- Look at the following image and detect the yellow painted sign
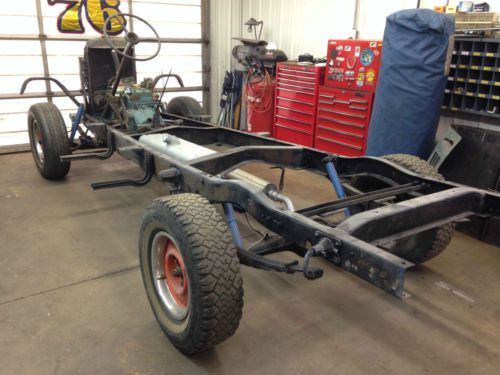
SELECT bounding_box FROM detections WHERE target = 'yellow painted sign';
[48,0,125,35]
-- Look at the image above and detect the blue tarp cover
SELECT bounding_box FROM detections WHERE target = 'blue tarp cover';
[366,9,455,158]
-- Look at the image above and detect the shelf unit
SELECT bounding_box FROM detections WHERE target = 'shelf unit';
[443,37,500,118]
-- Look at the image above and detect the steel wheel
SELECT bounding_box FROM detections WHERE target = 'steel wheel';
[27,103,71,180]
[151,231,189,321]
[32,120,45,164]
[139,194,244,354]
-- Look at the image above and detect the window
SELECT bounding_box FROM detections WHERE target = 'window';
[0,0,205,150]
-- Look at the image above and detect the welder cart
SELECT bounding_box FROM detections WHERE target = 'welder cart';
[21,13,500,355]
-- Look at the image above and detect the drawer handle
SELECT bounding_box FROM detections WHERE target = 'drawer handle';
[276,114,313,126]
[350,98,369,104]
[319,94,369,106]
[317,126,364,139]
[318,116,365,128]
[277,96,314,106]
[316,136,363,150]
[279,68,316,75]
[319,107,366,119]
[348,105,368,111]
[275,123,312,135]
[276,105,313,116]
[277,87,314,96]
[278,72,316,81]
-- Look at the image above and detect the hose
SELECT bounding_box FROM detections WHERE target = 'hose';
[246,69,273,114]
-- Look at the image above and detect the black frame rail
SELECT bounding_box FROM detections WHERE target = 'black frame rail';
[68,116,500,299]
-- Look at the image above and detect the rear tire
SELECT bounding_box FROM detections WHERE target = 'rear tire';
[139,193,243,354]
[166,96,203,119]
[28,103,71,180]
[381,154,454,264]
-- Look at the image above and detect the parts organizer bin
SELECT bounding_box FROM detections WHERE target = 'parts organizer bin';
[455,12,497,35]
[273,63,325,147]
[314,87,373,156]
[443,37,500,118]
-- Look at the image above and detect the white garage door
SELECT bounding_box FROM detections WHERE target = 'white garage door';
[0,0,207,152]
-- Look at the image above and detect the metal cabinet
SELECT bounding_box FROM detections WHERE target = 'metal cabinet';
[273,63,324,147]
[314,87,373,156]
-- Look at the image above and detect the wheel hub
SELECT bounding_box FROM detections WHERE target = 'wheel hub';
[32,120,44,163]
[151,231,189,320]
[163,242,188,308]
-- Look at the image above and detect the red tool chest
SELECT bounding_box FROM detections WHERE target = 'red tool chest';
[325,39,382,92]
[315,39,382,156]
[273,63,325,147]
[315,87,373,156]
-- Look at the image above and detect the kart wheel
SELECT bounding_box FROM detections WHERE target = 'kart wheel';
[139,193,243,354]
[380,154,454,264]
[166,96,203,120]
[28,103,71,180]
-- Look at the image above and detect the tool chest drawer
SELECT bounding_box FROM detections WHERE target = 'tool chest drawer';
[314,86,373,156]
[274,63,325,147]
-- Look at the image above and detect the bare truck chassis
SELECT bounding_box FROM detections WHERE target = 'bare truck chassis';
[21,13,500,354]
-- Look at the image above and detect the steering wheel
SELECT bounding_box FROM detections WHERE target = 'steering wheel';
[103,13,161,62]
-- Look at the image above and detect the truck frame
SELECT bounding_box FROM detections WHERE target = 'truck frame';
[20,13,500,355]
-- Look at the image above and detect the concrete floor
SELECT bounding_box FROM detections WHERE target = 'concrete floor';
[1,152,500,375]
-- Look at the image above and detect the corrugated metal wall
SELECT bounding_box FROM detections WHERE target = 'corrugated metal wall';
[209,0,432,119]
[210,0,356,120]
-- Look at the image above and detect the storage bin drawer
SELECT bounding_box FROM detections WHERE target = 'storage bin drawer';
[276,75,317,88]
[274,124,313,147]
[276,86,315,104]
[275,106,314,124]
[316,114,366,134]
[276,96,315,113]
[274,115,314,134]
[314,136,364,157]
[317,106,368,128]
[315,125,364,148]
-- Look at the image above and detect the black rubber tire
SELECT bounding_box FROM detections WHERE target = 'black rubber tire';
[28,103,71,180]
[381,154,454,264]
[166,96,203,119]
[139,193,244,354]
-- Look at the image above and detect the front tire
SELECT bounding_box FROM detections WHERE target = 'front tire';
[139,194,243,354]
[28,103,71,180]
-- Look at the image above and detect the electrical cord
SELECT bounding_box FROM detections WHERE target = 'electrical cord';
[246,68,273,114]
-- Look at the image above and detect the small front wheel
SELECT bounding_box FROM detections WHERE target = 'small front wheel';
[139,193,243,354]
[28,103,71,180]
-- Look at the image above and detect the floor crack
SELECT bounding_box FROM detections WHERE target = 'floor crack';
[0,264,139,307]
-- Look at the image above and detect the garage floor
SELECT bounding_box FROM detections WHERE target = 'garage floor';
[1,152,500,375]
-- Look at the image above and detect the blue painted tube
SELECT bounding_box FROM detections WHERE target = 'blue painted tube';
[325,161,351,217]
[70,104,85,143]
[223,203,243,248]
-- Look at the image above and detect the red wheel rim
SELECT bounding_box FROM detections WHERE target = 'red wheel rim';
[163,240,189,309]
